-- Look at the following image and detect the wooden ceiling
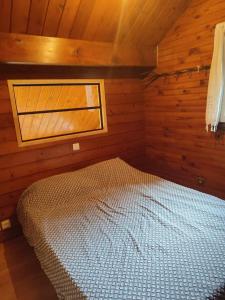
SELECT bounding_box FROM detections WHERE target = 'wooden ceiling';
[0,0,189,48]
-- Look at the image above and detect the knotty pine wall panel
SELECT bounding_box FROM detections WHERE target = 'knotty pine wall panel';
[0,67,145,223]
[144,0,225,199]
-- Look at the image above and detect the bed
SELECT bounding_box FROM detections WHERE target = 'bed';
[17,158,225,300]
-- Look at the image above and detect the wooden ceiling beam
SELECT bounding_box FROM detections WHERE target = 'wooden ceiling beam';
[0,33,156,67]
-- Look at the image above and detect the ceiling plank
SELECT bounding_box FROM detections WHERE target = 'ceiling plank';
[130,0,189,47]
[11,0,31,33]
[27,0,49,35]
[81,0,122,43]
[57,0,80,38]
[0,0,12,32]
[114,0,145,44]
[0,0,190,48]
[122,0,164,46]
[42,0,66,36]
[0,33,156,67]
[70,0,96,39]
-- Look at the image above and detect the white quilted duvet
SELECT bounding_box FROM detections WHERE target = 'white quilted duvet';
[17,158,225,300]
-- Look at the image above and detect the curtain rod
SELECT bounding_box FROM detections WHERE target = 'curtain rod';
[144,64,211,86]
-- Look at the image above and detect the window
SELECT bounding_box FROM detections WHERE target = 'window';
[8,79,107,146]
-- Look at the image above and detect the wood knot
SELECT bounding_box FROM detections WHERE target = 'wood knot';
[181,155,186,161]
[73,48,81,57]
[189,48,200,55]
[15,38,22,44]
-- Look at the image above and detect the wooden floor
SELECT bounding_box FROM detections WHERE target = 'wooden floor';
[0,236,57,300]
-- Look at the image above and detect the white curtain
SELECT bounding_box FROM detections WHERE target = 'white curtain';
[206,22,225,132]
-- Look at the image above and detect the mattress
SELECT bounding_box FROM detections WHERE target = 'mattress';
[17,158,225,300]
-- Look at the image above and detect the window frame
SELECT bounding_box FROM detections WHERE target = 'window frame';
[8,79,107,147]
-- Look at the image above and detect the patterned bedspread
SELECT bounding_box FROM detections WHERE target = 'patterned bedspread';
[17,158,225,300]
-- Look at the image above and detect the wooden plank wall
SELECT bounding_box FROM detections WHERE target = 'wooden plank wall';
[0,65,145,223]
[144,0,225,199]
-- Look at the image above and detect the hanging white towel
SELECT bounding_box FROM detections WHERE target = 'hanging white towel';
[206,22,225,132]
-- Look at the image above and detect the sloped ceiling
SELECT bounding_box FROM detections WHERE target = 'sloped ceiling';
[0,0,189,47]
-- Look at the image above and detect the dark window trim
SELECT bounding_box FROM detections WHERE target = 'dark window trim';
[13,83,99,87]
[18,106,101,115]
[21,127,103,142]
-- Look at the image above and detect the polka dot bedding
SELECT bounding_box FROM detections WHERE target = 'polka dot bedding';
[17,158,225,300]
